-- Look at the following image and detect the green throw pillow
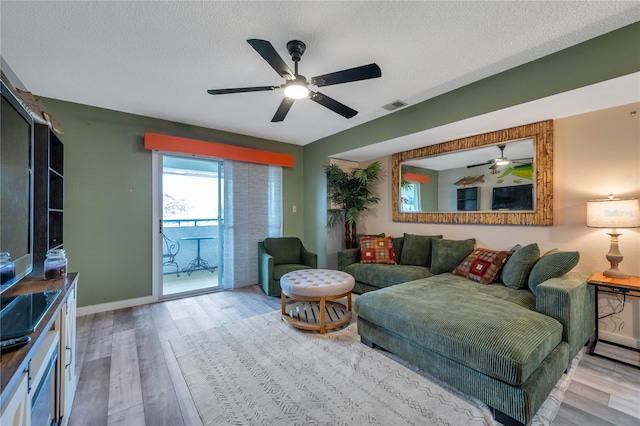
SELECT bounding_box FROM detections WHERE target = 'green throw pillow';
[501,243,540,289]
[400,233,443,267]
[392,236,405,264]
[494,244,521,283]
[528,249,580,295]
[431,238,476,274]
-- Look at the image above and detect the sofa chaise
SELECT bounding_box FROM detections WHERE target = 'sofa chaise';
[340,234,594,426]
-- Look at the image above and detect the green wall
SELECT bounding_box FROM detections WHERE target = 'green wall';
[303,22,640,265]
[43,100,304,307]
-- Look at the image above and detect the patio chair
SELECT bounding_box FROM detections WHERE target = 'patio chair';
[258,237,318,297]
[163,234,181,276]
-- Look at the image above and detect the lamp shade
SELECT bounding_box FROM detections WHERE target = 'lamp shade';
[586,198,640,228]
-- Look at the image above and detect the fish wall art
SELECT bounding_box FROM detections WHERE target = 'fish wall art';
[496,164,533,181]
[454,175,485,186]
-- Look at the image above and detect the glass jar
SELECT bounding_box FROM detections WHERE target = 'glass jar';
[44,249,67,280]
[0,252,16,285]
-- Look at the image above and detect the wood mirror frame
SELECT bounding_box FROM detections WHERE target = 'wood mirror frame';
[392,120,553,225]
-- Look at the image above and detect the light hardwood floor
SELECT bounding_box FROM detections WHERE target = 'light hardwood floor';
[69,286,640,425]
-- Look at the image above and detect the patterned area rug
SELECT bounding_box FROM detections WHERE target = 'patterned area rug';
[169,311,580,426]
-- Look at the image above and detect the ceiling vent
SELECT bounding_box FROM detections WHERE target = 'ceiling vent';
[382,100,408,111]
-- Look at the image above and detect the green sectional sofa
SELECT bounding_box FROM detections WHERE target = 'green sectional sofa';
[341,236,594,426]
[339,235,438,294]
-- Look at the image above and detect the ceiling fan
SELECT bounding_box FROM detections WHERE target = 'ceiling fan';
[207,39,382,122]
[467,144,532,170]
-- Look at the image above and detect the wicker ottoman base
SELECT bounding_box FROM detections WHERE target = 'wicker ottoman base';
[280,269,355,334]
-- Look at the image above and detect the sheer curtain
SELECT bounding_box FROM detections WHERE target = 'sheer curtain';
[223,160,282,289]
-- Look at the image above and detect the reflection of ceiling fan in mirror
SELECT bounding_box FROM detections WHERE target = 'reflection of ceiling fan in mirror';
[467,144,532,170]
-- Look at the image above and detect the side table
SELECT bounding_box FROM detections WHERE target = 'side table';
[587,272,640,369]
[180,236,217,276]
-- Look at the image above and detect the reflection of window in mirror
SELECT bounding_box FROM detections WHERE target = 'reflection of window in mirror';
[401,183,420,212]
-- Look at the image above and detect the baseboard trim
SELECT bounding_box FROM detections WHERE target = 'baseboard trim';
[599,331,640,350]
[77,295,157,317]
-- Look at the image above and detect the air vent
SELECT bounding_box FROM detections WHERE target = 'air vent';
[382,100,408,111]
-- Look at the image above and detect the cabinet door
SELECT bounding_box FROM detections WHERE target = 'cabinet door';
[58,285,77,425]
[0,371,30,426]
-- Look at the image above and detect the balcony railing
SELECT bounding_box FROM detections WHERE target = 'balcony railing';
[162,219,221,275]
[163,218,220,227]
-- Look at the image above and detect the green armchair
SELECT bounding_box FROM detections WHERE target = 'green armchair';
[258,237,318,296]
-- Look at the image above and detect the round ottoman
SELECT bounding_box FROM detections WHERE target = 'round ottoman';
[280,269,355,334]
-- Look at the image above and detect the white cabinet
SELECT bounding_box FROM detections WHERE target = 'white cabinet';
[0,277,78,426]
[0,371,30,426]
[1,331,59,426]
[58,284,77,426]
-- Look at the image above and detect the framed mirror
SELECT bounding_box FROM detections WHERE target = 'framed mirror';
[392,120,553,225]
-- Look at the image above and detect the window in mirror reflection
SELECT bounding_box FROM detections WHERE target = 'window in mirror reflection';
[401,183,420,212]
[400,166,439,212]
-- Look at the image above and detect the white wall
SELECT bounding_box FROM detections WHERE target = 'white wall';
[357,103,640,348]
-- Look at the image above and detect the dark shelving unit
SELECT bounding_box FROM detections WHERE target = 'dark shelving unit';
[457,187,479,211]
[31,123,64,275]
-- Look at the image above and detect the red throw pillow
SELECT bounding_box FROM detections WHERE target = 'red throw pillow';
[453,248,512,284]
[360,236,397,264]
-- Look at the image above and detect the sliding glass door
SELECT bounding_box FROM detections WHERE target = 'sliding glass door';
[159,155,223,298]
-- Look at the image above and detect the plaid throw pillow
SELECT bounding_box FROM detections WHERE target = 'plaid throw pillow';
[453,248,512,284]
[360,236,397,264]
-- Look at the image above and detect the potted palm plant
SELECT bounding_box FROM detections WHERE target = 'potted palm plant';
[325,161,382,249]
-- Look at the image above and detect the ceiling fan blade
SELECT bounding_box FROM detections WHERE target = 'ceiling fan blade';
[513,162,533,169]
[467,161,492,168]
[271,98,295,122]
[311,63,382,87]
[247,39,295,80]
[489,163,499,170]
[309,91,358,118]
[207,85,279,95]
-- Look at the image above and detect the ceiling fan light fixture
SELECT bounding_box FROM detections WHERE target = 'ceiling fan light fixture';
[284,81,309,99]
[207,39,381,121]
[496,158,509,166]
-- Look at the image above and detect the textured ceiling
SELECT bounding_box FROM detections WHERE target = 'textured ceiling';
[1,1,639,147]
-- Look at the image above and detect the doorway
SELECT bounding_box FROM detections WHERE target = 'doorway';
[159,155,223,298]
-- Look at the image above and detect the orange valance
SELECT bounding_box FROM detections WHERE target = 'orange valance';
[404,172,431,184]
[144,132,294,168]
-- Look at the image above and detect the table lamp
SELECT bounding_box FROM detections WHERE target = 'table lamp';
[586,196,640,278]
